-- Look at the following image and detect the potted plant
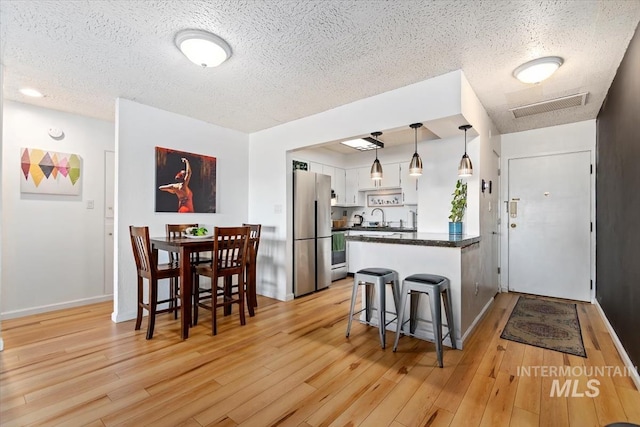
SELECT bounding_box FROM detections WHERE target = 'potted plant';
[448,179,467,236]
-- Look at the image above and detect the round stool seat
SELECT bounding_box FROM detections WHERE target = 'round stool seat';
[358,268,396,277]
[405,274,448,285]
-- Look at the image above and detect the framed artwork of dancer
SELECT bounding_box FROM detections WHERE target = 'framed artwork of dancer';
[155,147,217,213]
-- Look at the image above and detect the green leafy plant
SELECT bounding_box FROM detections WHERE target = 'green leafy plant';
[448,179,467,223]
[187,226,208,236]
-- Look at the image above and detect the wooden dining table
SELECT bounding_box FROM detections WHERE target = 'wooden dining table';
[150,235,214,339]
[150,234,258,340]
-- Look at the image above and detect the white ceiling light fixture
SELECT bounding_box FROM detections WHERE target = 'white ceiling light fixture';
[175,29,232,68]
[19,88,44,98]
[340,138,380,151]
[513,56,564,84]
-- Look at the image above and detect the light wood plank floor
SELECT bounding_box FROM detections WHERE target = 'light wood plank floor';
[1,278,639,426]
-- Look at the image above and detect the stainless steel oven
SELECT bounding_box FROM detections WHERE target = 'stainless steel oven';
[331,231,347,281]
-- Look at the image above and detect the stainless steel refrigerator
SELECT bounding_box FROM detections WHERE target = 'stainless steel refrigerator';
[293,169,332,297]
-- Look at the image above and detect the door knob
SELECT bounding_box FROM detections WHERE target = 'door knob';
[510,223,516,228]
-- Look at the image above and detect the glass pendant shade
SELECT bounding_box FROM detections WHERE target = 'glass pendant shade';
[409,152,423,176]
[371,158,383,180]
[370,131,383,180]
[408,123,423,176]
[458,154,473,177]
[458,124,473,177]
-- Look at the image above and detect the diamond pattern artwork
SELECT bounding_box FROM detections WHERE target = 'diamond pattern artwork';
[20,148,82,195]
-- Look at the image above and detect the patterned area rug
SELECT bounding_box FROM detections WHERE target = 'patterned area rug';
[500,296,587,357]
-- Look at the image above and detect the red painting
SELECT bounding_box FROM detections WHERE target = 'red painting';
[155,147,217,213]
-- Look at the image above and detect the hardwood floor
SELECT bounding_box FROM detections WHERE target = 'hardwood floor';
[1,278,639,426]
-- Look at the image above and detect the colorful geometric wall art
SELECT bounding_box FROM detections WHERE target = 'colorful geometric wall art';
[20,148,82,195]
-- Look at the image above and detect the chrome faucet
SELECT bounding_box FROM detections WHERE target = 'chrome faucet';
[371,208,385,226]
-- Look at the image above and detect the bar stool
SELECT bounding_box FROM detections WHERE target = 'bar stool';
[346,268,400,348]
[393,274,455,367]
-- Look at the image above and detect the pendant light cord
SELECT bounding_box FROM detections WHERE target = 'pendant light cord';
[464,128,467,154]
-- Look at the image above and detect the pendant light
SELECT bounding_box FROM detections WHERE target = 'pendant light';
[370,131,383,181]
[409,123,423,176]
[458,124,473,177]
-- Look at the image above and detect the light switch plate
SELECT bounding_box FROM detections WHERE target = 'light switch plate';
[86,200,94,209]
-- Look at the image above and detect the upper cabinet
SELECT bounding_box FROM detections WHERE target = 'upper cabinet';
[400,161,418,205]
[344,168,360,206]
[357,163,400,190]
[381,163,401,189]
[308,161,323,173]
[333,167,346,205]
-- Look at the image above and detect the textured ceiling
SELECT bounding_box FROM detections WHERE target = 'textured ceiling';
[1,0,639,136]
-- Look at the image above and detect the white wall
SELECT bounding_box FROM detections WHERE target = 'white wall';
[0,63,4,349]
[249,71,467,301]
[113,99,249,322]
[460,73,502,311]
[1,101,114,318]
[418,133,479,233]
[499,120,596,293]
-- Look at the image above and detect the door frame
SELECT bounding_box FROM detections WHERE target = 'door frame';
[500,148,596,302]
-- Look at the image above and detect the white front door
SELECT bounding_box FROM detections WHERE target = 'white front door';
[508,151,591,302]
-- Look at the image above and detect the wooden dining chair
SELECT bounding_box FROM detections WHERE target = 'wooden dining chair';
[165,224,211,319]
[129,225,181,339]
[243,223,262,315]
[194,226,251,335]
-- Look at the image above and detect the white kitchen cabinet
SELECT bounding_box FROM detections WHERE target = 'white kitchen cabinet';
[357,166,376,190]
[381,163,401,189]
[333,167,346,204]
[322,164,335,181]
[400,161,419,205]
[345,168,359,205]
[357,163,400,190]
[309,161,323,173]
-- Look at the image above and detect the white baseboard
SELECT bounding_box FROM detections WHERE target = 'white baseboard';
[595,300,640,391]
[460,296,495,345]
[1,295,113,320]
[111,310,137,323]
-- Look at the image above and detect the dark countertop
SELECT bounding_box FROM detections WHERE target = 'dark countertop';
[345,232,480,248]
[332,226,417,232]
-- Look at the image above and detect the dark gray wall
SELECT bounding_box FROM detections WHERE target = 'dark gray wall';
[596,23,640,367]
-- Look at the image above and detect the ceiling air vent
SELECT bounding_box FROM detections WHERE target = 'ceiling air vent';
[509,92,588,118]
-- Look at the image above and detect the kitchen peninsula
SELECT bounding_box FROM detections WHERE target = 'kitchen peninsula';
[346,232,489,349]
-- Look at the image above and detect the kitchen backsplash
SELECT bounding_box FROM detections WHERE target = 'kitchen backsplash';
[331,204,417,228]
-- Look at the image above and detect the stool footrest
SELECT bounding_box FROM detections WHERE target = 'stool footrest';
[349,307,398,327]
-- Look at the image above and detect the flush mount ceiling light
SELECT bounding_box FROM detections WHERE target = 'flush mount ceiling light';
[458,124,473,177]
[513,56,564,84]
[340,138,381,151]
[409,123,423,176]
[370,131,384,181]
[175,29,232,67]
[19,87,44,98]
